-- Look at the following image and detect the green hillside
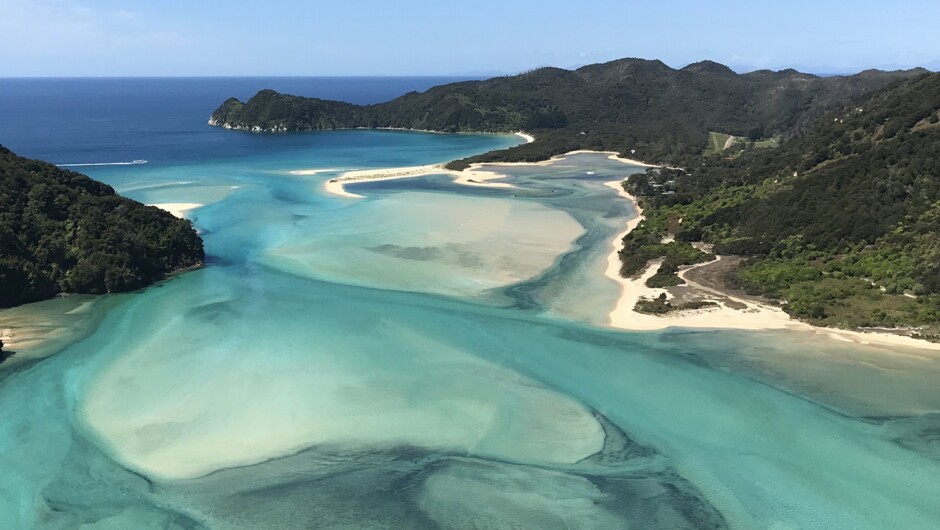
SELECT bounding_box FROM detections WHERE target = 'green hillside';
[0,147,205,307]
[623,73,940,338]
[210,59,923,165]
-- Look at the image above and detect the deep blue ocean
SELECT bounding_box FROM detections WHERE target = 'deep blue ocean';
[0,76,476,164]
[2,78,940,529]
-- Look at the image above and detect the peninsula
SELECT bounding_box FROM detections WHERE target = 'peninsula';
[0,146,204,307]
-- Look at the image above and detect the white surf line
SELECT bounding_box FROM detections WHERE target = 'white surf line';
[289,168,340,175]
[58,160,147,167]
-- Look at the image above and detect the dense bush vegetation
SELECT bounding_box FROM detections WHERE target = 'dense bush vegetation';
[210,58,921,165]
[634,293,718,315]
[0,146,204,307]
[615,194,714,284]
[623,73,940,335]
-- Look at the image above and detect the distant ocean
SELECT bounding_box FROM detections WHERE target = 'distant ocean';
[0,76,476,164]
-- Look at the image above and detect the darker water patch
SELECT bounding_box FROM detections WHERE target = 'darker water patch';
[368,244,443,261]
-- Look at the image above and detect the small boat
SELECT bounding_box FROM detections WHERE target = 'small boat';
[131,159,147,165]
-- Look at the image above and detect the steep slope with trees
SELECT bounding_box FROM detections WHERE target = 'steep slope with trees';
[623,73,940,337]
[0,146,204,307]
[209,58,924,164]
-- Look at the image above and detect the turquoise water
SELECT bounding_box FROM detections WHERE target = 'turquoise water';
[3,81,940,528]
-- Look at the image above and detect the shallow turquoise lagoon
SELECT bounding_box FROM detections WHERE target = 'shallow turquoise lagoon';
[2,131,940,529]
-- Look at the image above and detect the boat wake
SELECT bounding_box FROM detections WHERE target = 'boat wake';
[58,159,147,167]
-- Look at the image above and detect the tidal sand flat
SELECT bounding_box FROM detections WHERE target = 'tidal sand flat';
[78,268,606,481]
[68,266,940,528]
[261,191,585,299]
[0,295,121,370]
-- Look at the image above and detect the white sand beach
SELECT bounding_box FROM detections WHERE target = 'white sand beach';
[149,202,203,219]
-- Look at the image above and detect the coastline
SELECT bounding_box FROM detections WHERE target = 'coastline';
[301,132,940,351]
[602,181,940,351]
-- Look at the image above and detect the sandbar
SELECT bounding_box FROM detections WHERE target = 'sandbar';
[317,133,661,199]
[321,164,515,198]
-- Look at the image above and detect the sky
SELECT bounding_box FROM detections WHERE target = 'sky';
[2,0,938,77]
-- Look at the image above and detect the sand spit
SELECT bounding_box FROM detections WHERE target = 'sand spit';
[317,141,660,199]
[320,164,515,198]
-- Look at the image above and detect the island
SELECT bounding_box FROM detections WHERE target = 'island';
[209,58,938,341]
[0,146,204,308]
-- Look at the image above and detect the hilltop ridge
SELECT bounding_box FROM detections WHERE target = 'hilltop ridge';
[209,58,923,164]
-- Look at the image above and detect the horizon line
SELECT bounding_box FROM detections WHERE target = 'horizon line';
[1,60,936,81]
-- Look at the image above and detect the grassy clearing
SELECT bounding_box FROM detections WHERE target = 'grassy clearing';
[704,131,731,155]
[753,137,780,148]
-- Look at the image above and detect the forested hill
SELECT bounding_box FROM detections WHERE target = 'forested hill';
[623,72,940,337]
[0,147,204,307]
[209,58,924,163]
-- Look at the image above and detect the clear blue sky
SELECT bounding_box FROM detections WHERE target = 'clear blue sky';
[2,0,938,76]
